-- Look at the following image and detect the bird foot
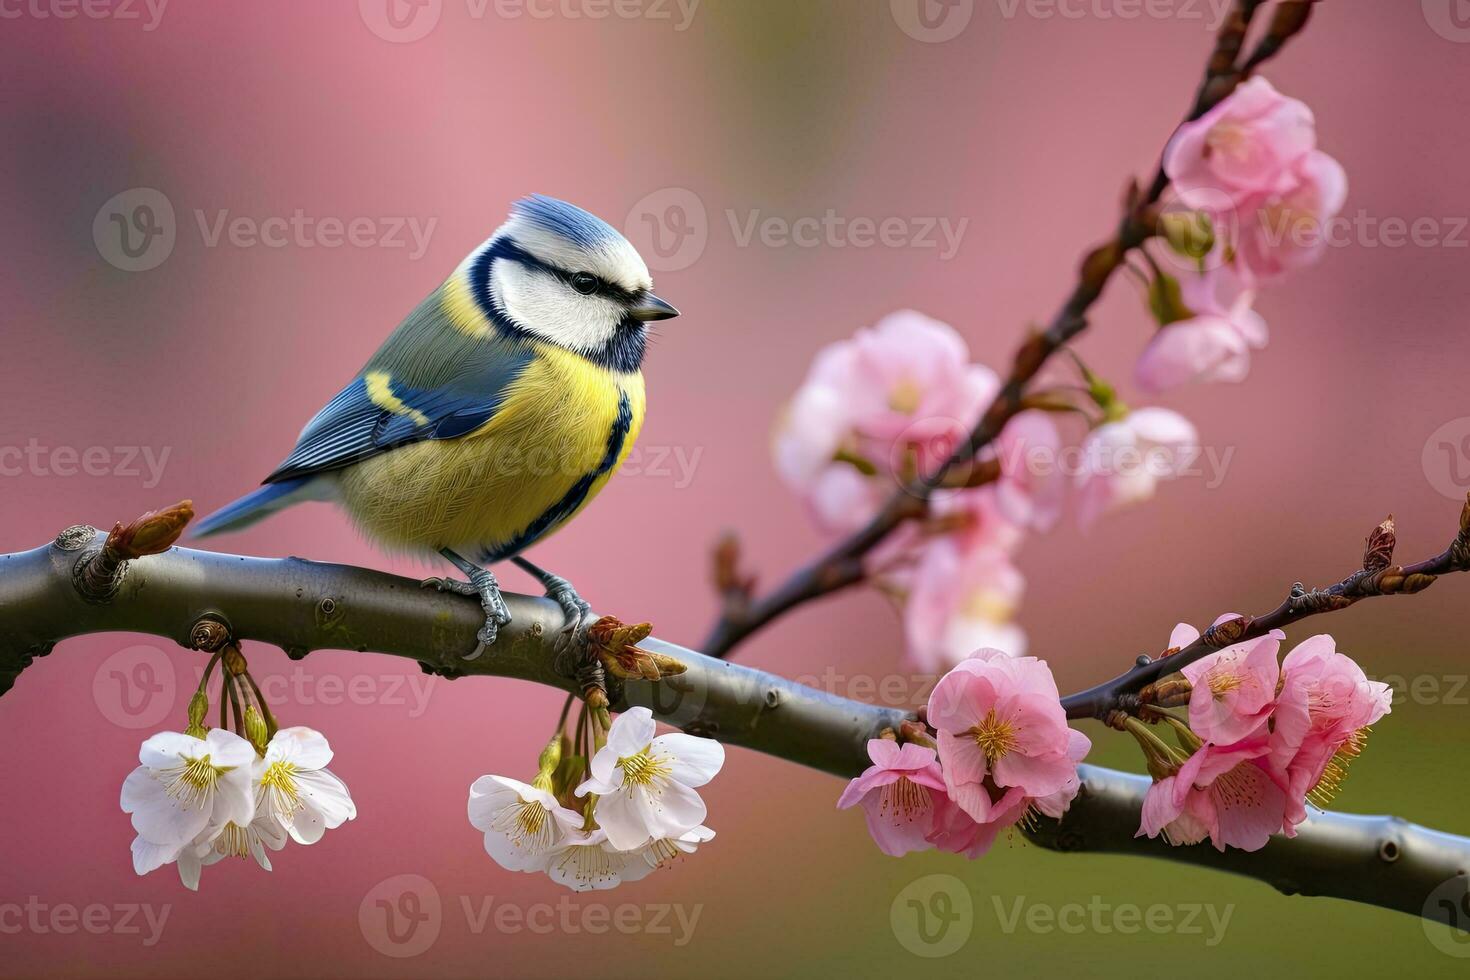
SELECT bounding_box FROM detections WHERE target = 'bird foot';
[544,574,593,658]
[421,568,512,661]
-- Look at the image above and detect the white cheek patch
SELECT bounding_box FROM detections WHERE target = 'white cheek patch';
[491,260,625,354]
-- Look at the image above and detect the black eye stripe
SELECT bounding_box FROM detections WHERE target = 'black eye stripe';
[485,236,646,306]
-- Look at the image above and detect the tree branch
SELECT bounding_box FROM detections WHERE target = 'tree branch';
[3,518,1466,925]
[702,0,1319,661]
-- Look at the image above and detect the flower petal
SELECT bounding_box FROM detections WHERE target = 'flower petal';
[655,733,725,787]
[607,707,657,758]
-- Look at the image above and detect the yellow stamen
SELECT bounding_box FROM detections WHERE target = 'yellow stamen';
[616,748,671,787]
[648,838,683,868]
[959,589,1015,623]
[1205,122,1251,161]
[888,377,923,414]
[553,844,618,888]
[492,799,555,852]
[212,822,252,859]
[260,761,302,817]
[162,754,233,808]
[967,709,1019,765]
[1208,670,1243,700]
[1308,728,1371,809]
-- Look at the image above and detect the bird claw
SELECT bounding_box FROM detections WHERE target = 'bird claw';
[422,569,511,660]
[547,579,593,657]
[420,576,473,596]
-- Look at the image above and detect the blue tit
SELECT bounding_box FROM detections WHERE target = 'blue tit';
[195,194,679,660]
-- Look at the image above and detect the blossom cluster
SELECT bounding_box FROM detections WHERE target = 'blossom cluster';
[1138,77,1347,392]
[774,310,1197,670]
[470,707,724,891]
[838,650,1091,857]
[121,725,355,890]
[1134,625,1391,851]
[772,80,1347,678]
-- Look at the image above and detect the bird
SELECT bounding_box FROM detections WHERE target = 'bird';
[195,194,679,660]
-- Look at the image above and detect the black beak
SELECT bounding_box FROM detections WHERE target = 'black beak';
[629,293,680,322]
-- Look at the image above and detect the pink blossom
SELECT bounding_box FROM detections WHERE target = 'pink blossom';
[926,729,1090,858]
[989,410,1065,531]
[1268,635,1392,833]
[1178,623,1285,746]
[1137,733,1288,852]
[925,784,1029,859]
[1235,150,1349,284]
[836,739,948,856]
[904,540,1027,671]
[926,651,1089,822]
[1164,77,1317,206]
[1074,407,1199,529]
[773,311,999,534]
[926,486,1026,557]
[805,466,887,537]
[1135,267,1269,393]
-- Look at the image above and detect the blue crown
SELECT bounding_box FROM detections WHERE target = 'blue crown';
[510,194,623,250]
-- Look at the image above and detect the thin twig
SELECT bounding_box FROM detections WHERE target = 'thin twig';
[1060,500,1470,719]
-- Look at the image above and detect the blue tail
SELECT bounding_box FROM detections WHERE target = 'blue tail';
[194,477,325,537]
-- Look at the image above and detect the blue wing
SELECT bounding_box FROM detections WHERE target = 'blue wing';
[264,354,533,484]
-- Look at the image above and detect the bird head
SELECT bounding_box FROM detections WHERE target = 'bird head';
[471,194,678,371]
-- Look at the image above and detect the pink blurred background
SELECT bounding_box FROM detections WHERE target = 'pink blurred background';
[2,2,1469,977]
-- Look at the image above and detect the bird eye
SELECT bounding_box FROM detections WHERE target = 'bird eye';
[571,272,598,295]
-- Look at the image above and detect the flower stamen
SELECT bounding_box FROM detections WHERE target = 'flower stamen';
[966,710,1019,765]
[877,776,932,824]
[162,754,232,808]
[616,748,672,787]
[260,760,302,818]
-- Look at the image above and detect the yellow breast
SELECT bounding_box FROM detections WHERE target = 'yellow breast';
[336,344,645,559]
